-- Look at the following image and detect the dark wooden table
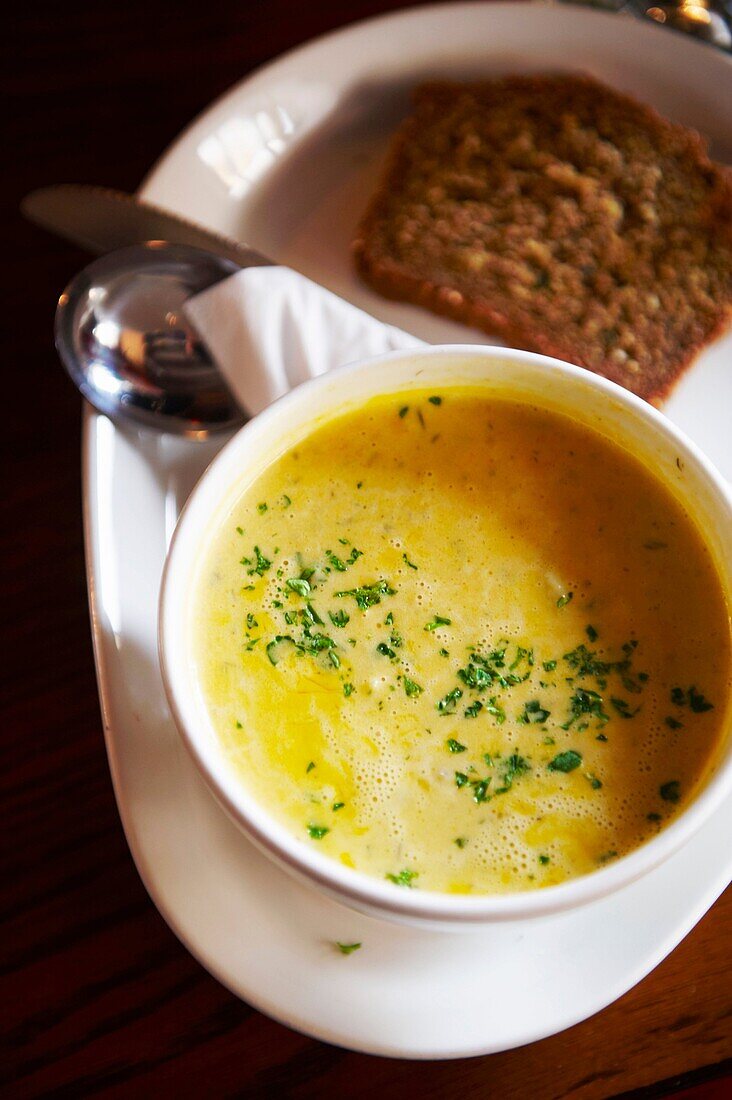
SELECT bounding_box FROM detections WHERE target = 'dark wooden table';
[3,2,731,1096]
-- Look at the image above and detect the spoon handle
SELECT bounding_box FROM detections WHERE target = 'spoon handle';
[21,184,275,269]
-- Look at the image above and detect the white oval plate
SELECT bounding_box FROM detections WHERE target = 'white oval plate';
[86,1,732,1058]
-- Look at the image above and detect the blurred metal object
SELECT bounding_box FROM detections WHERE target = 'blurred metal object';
[56,243,247,436]
[554,0,732,50]
[22,185,273,268]
[642,0,731,49]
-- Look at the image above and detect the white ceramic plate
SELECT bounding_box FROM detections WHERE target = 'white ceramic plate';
[86,2,732,1058]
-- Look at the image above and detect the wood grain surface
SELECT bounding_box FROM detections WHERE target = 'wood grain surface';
[3,2,731,1096]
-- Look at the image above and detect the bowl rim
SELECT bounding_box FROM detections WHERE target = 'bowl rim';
[159,344,732,924]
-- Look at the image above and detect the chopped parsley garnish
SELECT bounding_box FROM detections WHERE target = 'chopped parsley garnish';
[333,801,345,811]
[343,683,354,698]
[586,625,598,642]
[509,646,534,671]
[479,697,503,724]
[402,552,418,570]
[557,592,574,608]
[386,869,417,887]
[438,687,463,714]
[307,824,329,839]
[335,941,361,955]
[543,659,557,672]
[326,547,363,572]
[495,753,530,794]
[302,603,324,626]
[306,761,316,773]
[454,646,530,692]
[329,610,350,628]
[454,837,467,848]
[286,577,311,597]
[670,686,713,712]
[562,688,609,729]
[563,638,644,694]
[376,642,396,659]
[519,699,550,724]
[236,525,244,535]
[281,494,292,508]
[326,550,347,572]
[257,502,268,513]
[665,716,683,730]
[241,546,271,576]
[447,738,467,753]
[299,632,337,658]
[428,395,443,405]
[235,720,242,729]
[659,780,681,803]
[246,613,258,629]
[464,701,483,718]
[487,646,507,667]
[610,697,640,719]
[335,580,396,609]
[266,635,295,666]
[267,631,338,669]
[538,854,550,865]
[586,773,602,790]
[548,750,582,773]
[403,677,423,698]
[457,661,493,691]
[425,615,451,632]
[471,777,492,803]
[398,406,409,419]
[455,767,495,804]
[562,644,611,683]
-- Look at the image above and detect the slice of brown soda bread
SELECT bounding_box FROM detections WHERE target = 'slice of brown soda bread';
[353,75,732,400]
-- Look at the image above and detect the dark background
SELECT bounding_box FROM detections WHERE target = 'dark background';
[3,2,731,1096]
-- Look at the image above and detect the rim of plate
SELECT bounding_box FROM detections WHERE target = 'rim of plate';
[159,344,732,925]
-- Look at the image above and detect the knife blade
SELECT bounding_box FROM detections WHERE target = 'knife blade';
[21,184,274,269]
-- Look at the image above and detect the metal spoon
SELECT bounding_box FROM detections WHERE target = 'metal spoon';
[55,241,248,435]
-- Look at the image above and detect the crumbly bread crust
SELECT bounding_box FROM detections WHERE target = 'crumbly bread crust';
[353,76,732,400]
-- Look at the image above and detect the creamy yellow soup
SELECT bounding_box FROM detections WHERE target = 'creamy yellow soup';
[195,390,730,894]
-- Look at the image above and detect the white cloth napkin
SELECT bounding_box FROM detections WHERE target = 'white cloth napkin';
[184,266,425,417]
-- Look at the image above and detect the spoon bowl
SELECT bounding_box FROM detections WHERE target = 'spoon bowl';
[55,241,246,435]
